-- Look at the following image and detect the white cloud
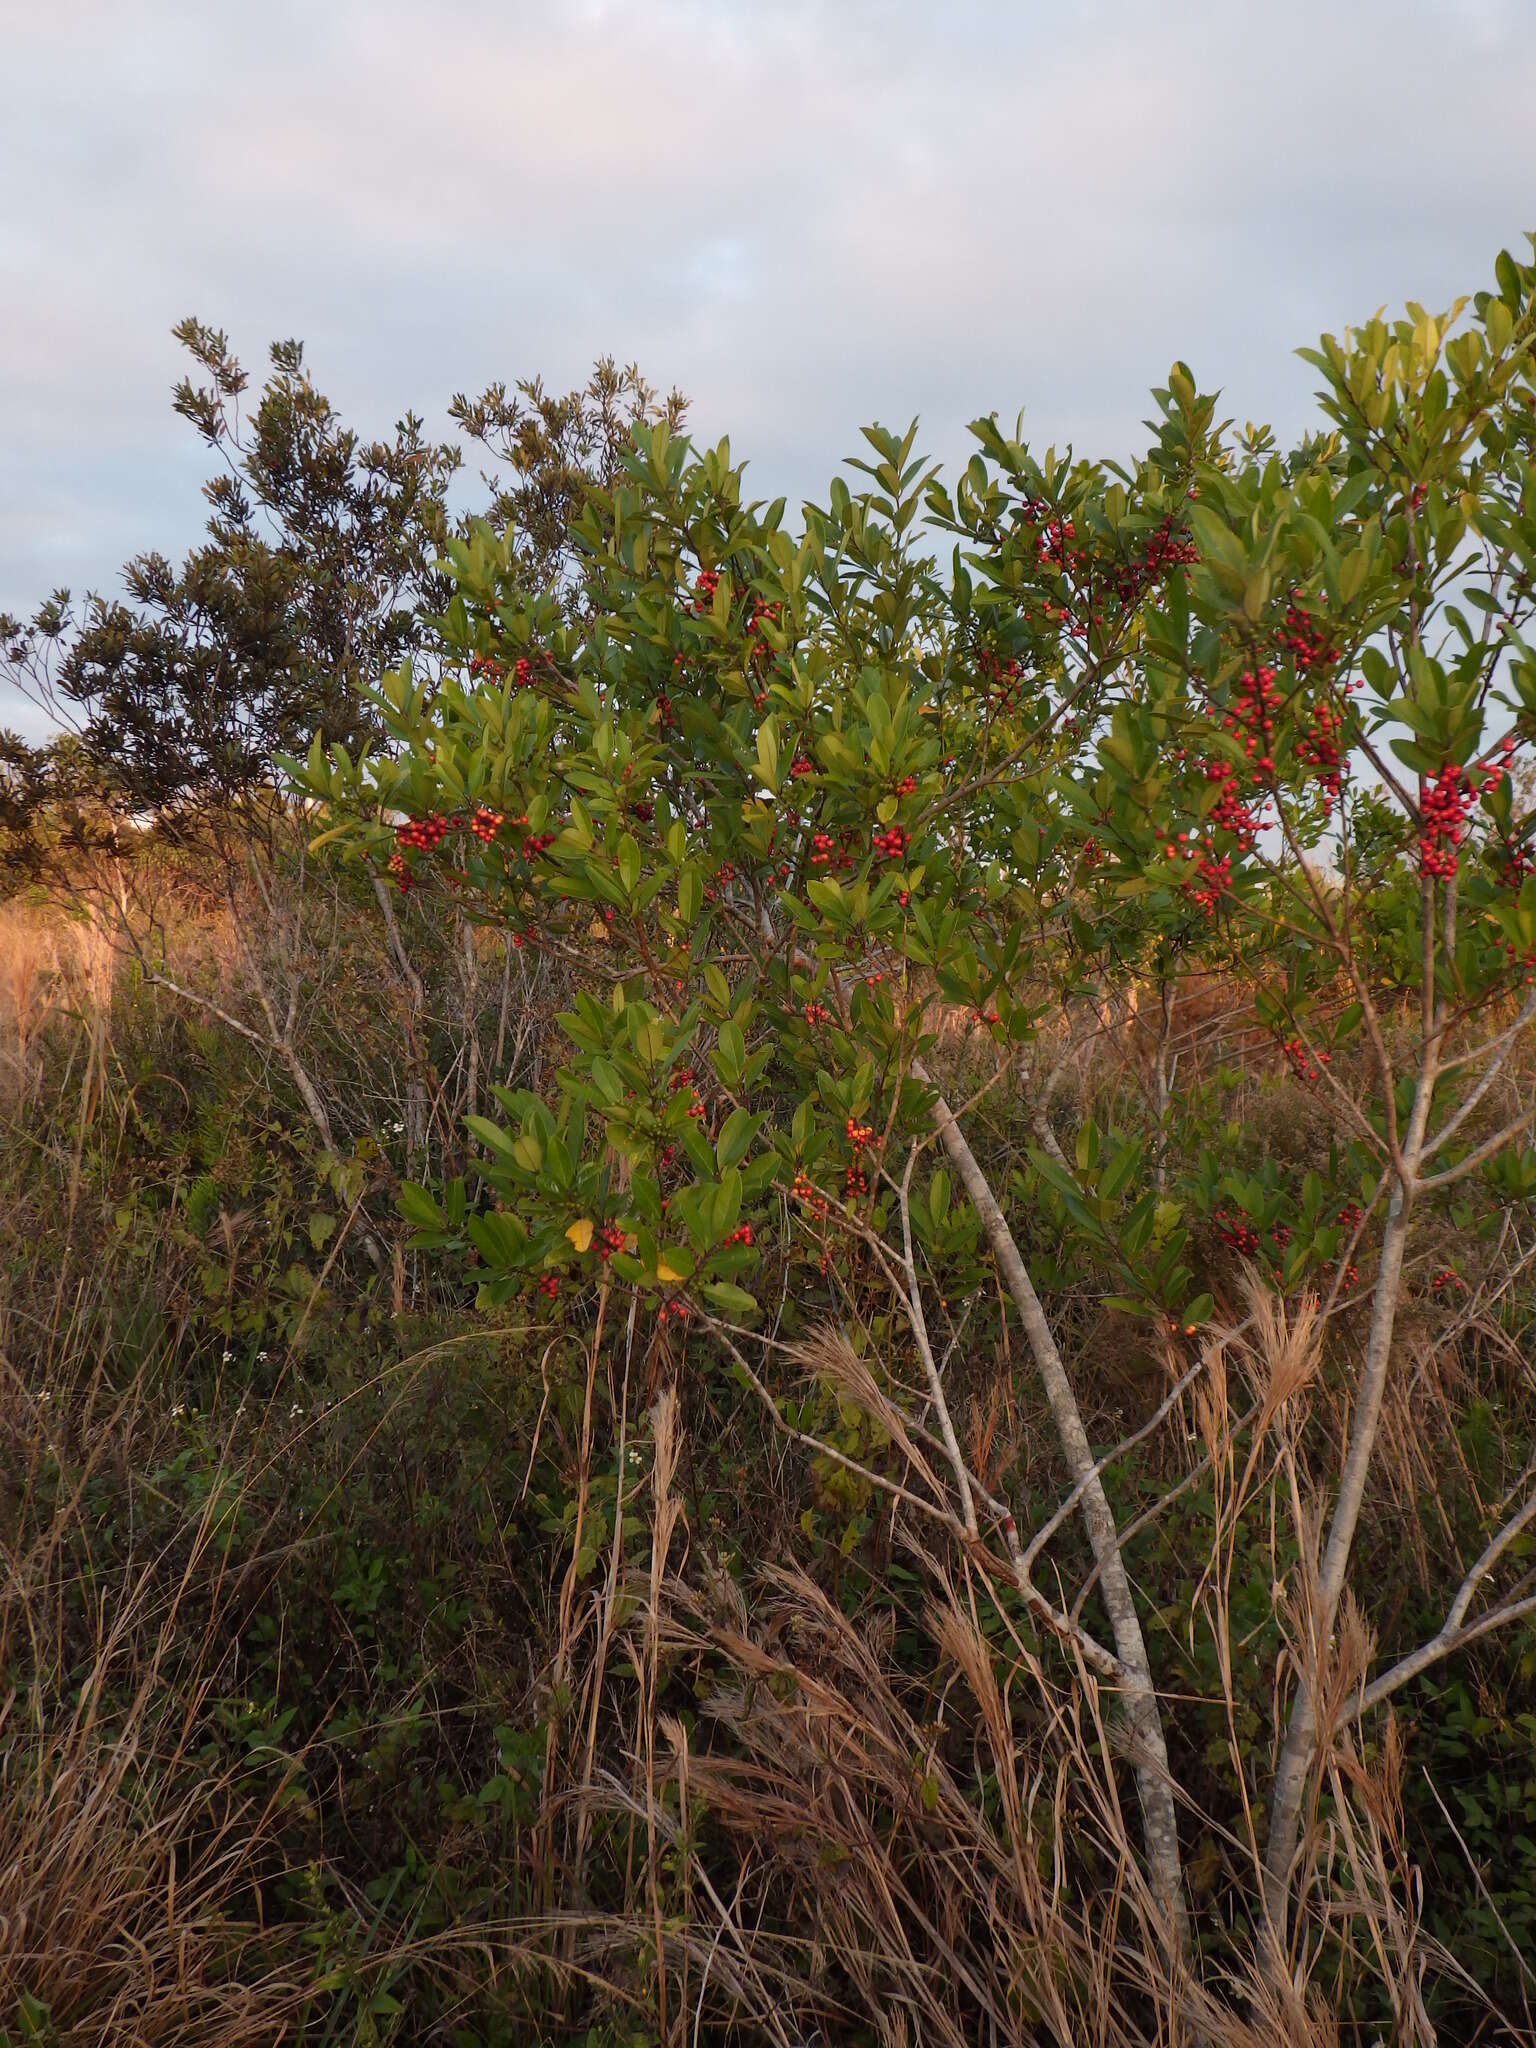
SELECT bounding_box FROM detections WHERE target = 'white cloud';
[4,0,1535,737]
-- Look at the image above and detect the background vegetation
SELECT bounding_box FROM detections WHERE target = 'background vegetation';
[2,253,1536,2045]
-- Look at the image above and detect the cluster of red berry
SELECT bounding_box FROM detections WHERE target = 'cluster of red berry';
[387,851,412,893]
[702,860,738,905]
[1280,1034,1331,1084]
[723,1223,754,1248]
[467,650,534,687]
[1033,510,1077,572]
[1105,513,1199,609]
[746,599,780,664]
[872,823,909,861]
[804,1000,830,1027]
[1150,756,1258,918]
[790,754,814,780]
[1498,837,1533,884]
[538,1273,559,1299]
[469,805,504,844]
[1430,1267,1467,1300]
[394,812,452,853]
[1418,763,1483,880]
[1137,513,1200,583]
[1295,699,1346,815]
[655,688,678,732]
[791,1169,829,1219]
[692,569,720,613]
[976,649,1026,707]
[1187,849,1232,915]
[520,831,556,859]
[594,1223,627,1262]
[667,1067,706,1122]
[1279,596,1337,676]
[657,1299,689,1325]
[1212,1209,1262,1257]
[809,830,856,872]
[1208,773,1267,853]
[843,1114,875,1197]
[1223,665,1283,777]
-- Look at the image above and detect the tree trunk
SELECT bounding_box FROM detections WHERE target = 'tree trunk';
[1261,1177,1414,1935]
[917,1063,1188,1944]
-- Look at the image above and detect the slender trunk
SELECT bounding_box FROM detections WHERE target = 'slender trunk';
[370,872,431,1162]
[461,916,481,1122]
[1153,979,1176,1193]
[494,930,516,1082]
[1263,988,1437,1940]
[917,1063,1187,1943]
[1261,1174,1414,1932]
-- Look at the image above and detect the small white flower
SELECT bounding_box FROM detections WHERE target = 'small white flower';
[40,1388,52,1404]
[289,1403,304,1419]
[221,1350,234,1363]
[257,1350,269,1361]
[170,1402,185,1419]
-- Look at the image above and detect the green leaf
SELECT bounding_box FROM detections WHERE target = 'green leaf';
[713,1167,743,1236]
[465,1114,521,1165]
[703,1279,759,1318]
[715,1020,745,1084]
[588,1057,623,1103]
[398,1182,444,1230]
[1100,1139,1142,1203]
[717,1106,758,1169]
[756,713,781,792]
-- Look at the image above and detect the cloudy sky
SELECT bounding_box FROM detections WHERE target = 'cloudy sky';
[4,0,1534,736]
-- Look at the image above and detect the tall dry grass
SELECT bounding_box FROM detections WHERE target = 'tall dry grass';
[0,900,116,1110]
[0,1288,314,2046]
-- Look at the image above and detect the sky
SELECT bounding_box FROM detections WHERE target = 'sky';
[4,0,1535,739]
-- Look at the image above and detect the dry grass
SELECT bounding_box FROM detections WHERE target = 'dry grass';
[0,900,116,1108]
[641,1554,1330,2046]
[0,1326,308,2044]
[0,1679,305,2046]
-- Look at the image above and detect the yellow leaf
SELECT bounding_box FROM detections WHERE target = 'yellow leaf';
[566,1218,594,1253]
[656,1259,685,1283]
[587,918,610,942]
